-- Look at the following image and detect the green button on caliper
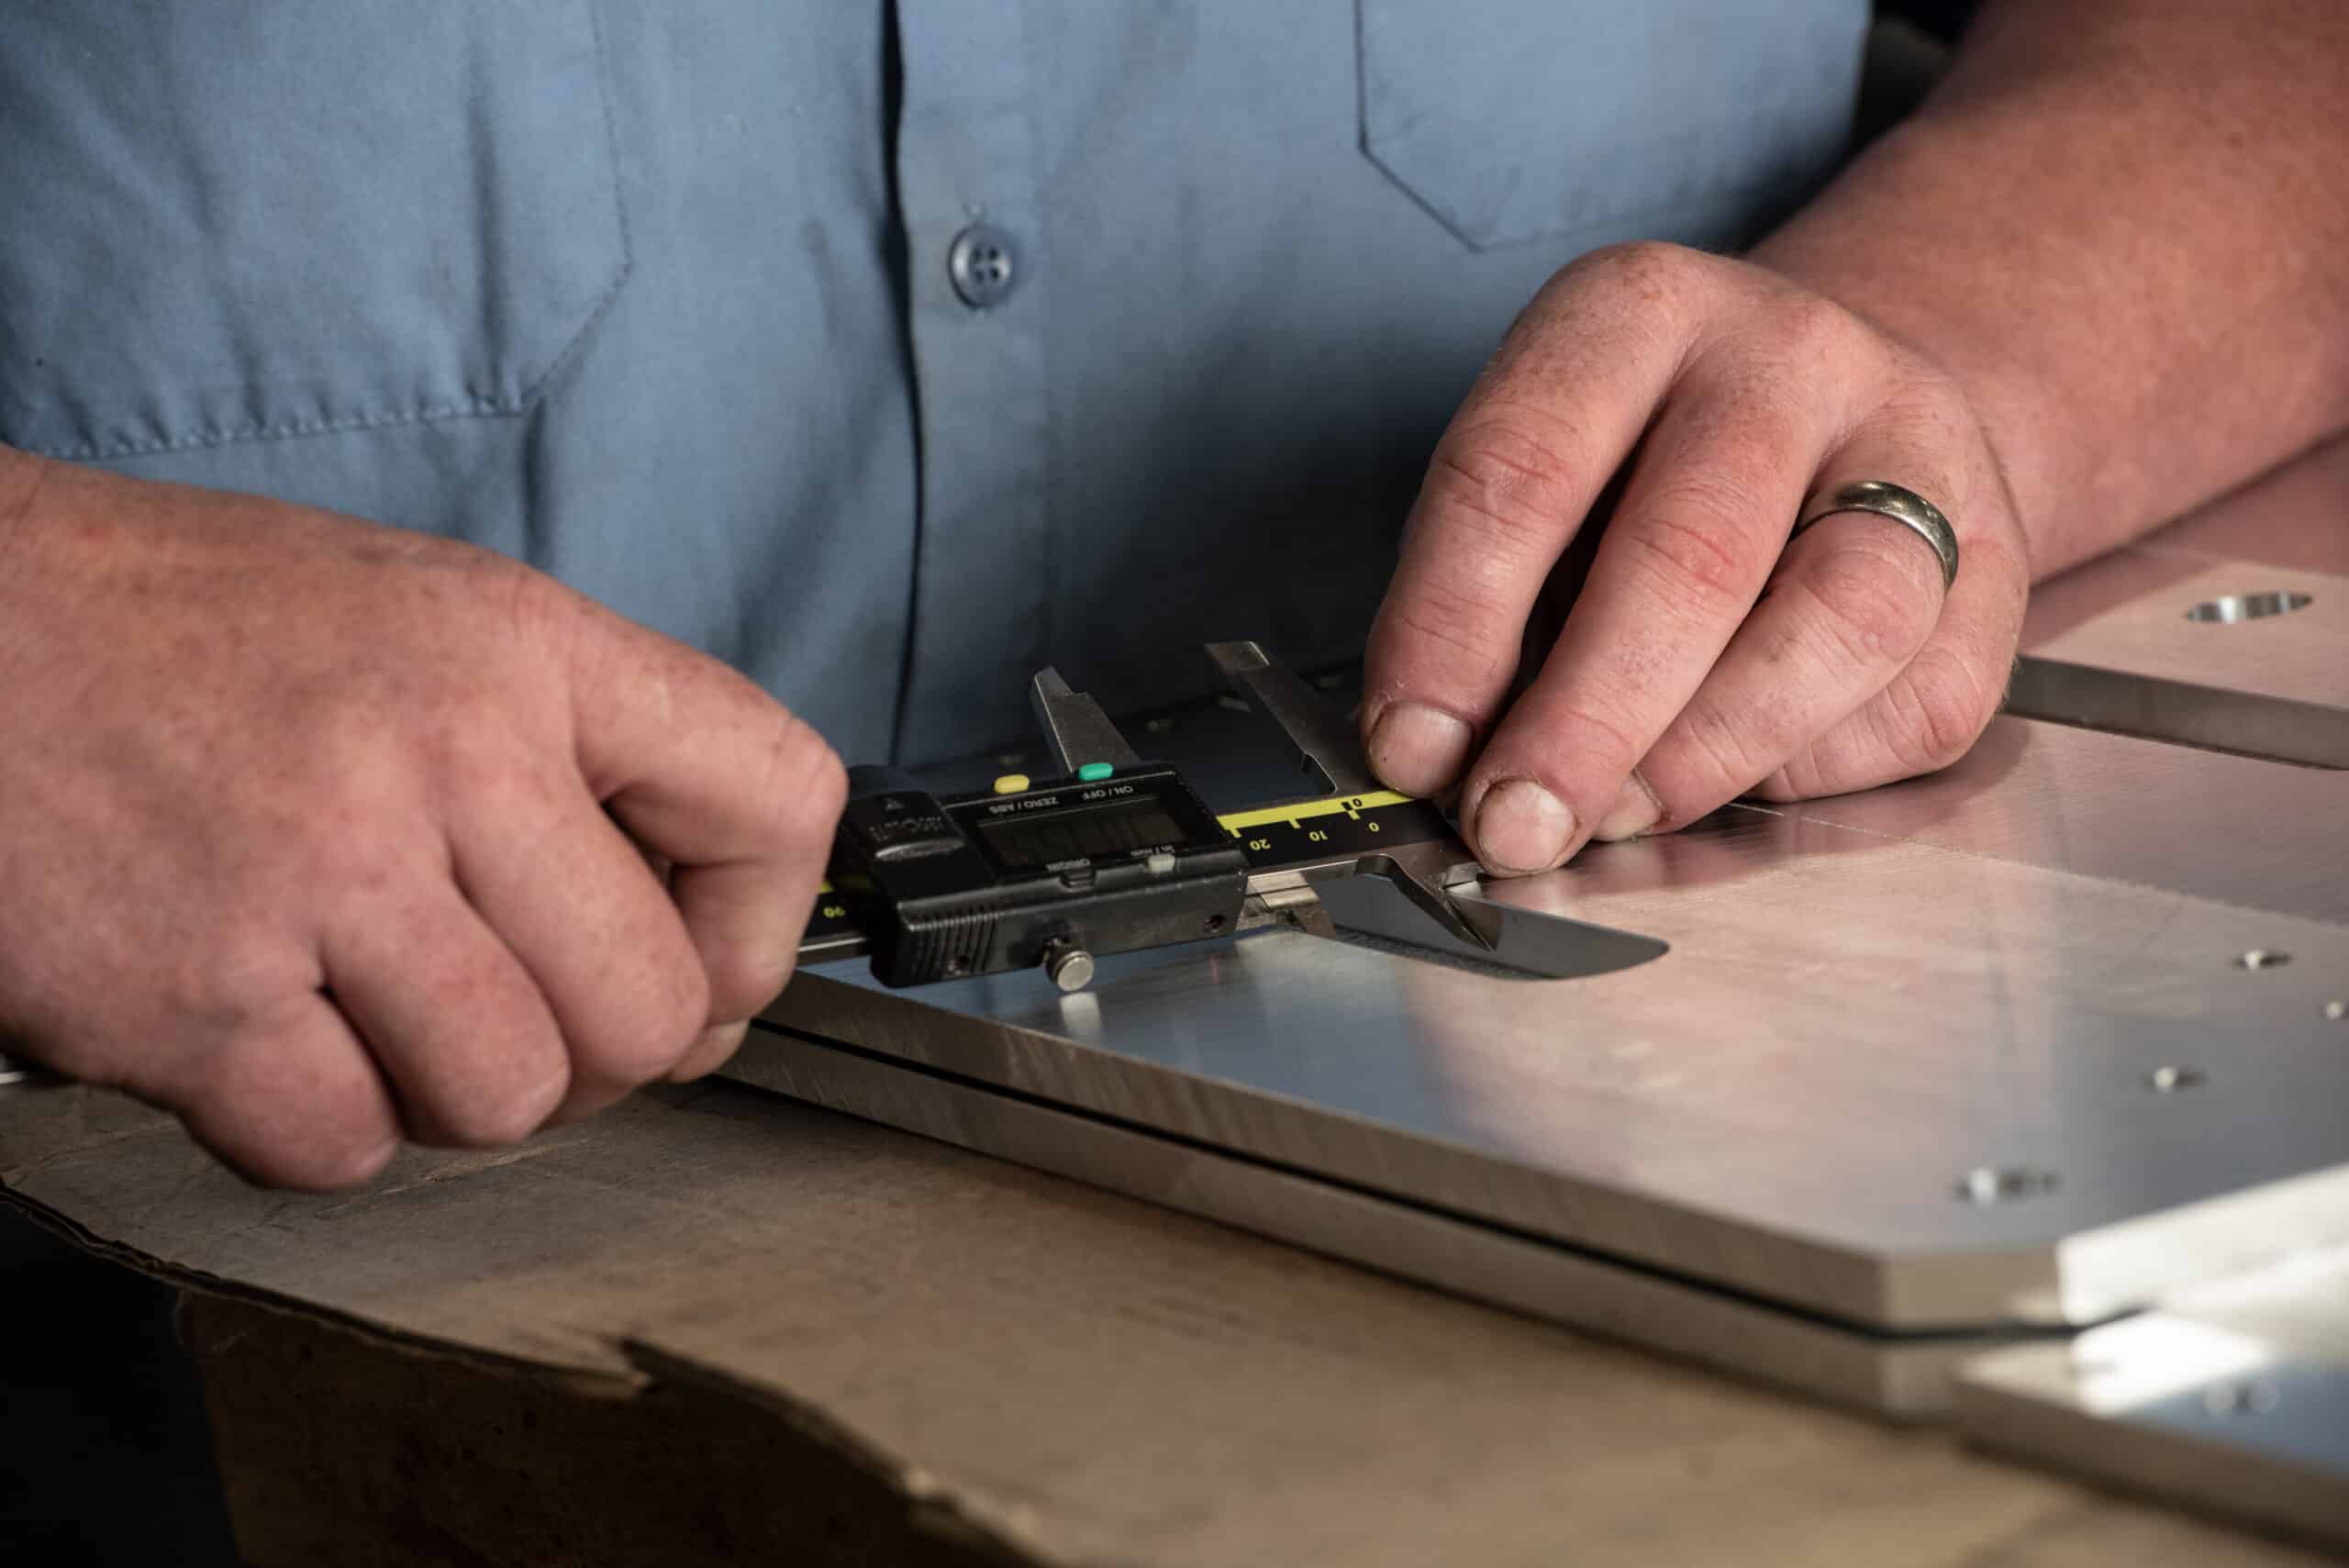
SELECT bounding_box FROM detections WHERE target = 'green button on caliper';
[1076,762,1115,782]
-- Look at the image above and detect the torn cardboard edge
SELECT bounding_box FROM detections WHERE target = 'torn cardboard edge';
[2,1176,1047,1567]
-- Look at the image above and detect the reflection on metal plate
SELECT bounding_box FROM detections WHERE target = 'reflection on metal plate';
[1775,715,2349,928]
[755,713,2349,1334]
[1958,1248,2349,1550]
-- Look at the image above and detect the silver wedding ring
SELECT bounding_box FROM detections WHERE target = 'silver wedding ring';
[1791,481,1960,592]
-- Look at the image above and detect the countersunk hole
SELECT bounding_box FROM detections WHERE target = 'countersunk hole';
[2185,591,2312,624]
[2202,1379,2280,1418]
[1955,1165,2060,1205]
[2143,1065,2207,1093]
[2235,949,2291,971]
[1202,913,1227,935]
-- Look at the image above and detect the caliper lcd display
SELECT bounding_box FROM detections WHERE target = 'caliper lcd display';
[974,795,1195,870]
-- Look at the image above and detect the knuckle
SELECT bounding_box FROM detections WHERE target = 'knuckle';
[1618,488,1772,615]
[302,1128,400,1191]
[1564,239,1710,304]
[1886,648,1998,773]
[1421,419,1585,564]
[1765,290,1864,365]
[642,960,715,1073]
[704,931,797,1026]
[1790,537,1941,669]
[185,1072,395,1192]
[441,1066,568,1149]
[1514,694,1648,780]
[752,709,850,850]
[1379,587,1519,691]
[794,724,850,837]
[1672,700,1770,797]
[560,950,709,1093]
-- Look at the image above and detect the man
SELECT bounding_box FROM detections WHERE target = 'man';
[2,3,2343,1188]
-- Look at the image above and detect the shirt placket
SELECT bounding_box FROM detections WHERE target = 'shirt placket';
[891,0,1051,762]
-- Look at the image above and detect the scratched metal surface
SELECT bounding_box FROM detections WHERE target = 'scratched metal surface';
[743,450,2349,1340]
[752,717,2349,1333]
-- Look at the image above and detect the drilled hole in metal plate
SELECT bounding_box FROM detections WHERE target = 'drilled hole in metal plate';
[1954,1165,2060,1205]
[2325,1000,2346,1022]
[2185,591,2312,623]
[2235,949,2291,971]
[2144,1065,2207,1093]
[2202,1379,2280,1418]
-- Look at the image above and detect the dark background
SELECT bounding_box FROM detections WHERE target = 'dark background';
[0,1204,238,1563]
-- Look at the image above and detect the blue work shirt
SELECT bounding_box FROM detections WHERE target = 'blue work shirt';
[1,2,1865,763]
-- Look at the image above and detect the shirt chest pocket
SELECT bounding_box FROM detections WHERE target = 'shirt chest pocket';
[1357,0,1869,251]
[0,0,628,461]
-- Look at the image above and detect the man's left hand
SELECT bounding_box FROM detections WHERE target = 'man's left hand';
[1362,241,2030,875]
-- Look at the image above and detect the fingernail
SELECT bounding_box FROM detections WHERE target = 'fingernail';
[1365,702,1473,796]
[669,1018,749,1083]
[1470,778,1576,875]
[1592,771,1664,841]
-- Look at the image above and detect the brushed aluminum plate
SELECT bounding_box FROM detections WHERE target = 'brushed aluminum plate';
[750,717,2349,1335]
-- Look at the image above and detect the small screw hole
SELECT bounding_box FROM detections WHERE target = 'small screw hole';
[2325,1000,2346,1022]
[2235,949,2291,971]
[1203,914,1227,935]
[1955,1165,2061,1205]
[2143,1065,2207,1093]
[2202,1379,2280,1418]
[2185,591,2312,623]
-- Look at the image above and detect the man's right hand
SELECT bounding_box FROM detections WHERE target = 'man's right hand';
[0,449,846,1189]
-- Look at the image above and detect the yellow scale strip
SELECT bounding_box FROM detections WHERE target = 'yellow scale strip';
[1215,789,1416,833]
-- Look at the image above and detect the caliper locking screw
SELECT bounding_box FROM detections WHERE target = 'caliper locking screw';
[1041,939,1097,993]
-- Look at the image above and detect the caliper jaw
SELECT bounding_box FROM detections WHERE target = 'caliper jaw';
[1207,641,1494,952]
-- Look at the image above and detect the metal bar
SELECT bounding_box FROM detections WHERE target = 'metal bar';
[1029,667,1143,773]
[1206,640,1380,798]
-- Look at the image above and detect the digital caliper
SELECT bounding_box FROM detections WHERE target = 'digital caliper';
[802,641,1494,990]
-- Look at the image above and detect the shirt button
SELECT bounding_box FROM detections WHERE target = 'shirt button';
[948,224,1019,309]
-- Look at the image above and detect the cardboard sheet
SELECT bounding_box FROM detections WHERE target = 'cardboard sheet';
[3,1079,2325,1566]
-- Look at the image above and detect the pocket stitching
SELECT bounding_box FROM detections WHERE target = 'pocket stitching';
[1355,2,1850,254]
[17,3,635,462]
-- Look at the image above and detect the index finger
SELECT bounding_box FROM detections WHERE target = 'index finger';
[1362,250,1696,796]
[566,604,848,1030]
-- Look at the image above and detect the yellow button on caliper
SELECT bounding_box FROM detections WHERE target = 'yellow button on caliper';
[992,773,1030,795]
